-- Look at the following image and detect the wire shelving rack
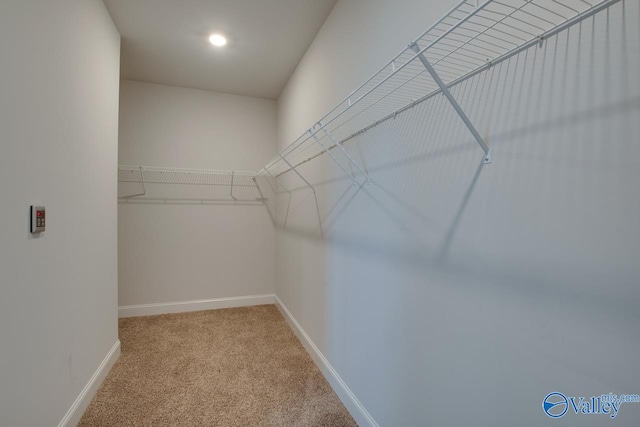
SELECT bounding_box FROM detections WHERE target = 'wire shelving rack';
[118,166,263,202]
[258,0,620,186]
[118,0,619,204]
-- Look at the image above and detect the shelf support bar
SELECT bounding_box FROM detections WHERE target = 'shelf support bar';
[278,154,315,194]
[309,129,359,186]
[229,171,237,201]
[261,169,279,196]
[257,170,280,222]
[410,42,491,164]
[263,167,292,227]
[318,124,371,185]
[253,175,276,225]
[139,167,147,196]
[277,154,323,237]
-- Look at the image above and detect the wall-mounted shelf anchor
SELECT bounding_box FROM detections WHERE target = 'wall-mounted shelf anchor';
[484,150,492,165]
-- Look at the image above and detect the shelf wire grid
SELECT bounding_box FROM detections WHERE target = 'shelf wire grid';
[118,166,262,202]
[263,0,616,177]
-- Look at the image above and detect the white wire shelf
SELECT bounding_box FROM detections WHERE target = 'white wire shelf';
[118,166,263,202]
[260,0,619,180]
[120,0,618,208]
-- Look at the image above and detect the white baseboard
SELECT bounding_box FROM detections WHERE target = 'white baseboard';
[274,296,378,427]
[58,340,121,427]
[118,294,275,318]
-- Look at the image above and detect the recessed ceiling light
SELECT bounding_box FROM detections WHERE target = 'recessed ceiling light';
[209,34,227,47]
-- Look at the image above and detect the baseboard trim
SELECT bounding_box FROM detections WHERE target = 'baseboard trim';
[58,340,121,427]
[274,296,378,427]
[118,294,276,318]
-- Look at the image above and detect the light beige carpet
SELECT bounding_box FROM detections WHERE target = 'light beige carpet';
[79,305,356,427]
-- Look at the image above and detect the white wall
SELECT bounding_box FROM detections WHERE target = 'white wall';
[118,80,276,307]
[0,0,120,425]
[276,0,640,426]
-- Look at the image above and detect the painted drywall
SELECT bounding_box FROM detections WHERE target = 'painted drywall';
[276,0,640,426]
[118,80,276,307]
[0,0,120,425]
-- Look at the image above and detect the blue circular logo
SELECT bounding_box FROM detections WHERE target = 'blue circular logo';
[543,392,568,418]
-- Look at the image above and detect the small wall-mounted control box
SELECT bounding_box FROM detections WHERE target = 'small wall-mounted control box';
[31,206,46,233]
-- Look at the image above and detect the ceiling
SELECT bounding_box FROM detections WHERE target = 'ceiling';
[103,0,338,99]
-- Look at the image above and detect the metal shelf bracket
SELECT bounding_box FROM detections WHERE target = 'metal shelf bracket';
[277,154,324,236]
[263,167,292,227]
[317,123,371,185]
[230,171,237,201]
[409,41,492,164]
[278,153,316,194]
[309,128,359,187]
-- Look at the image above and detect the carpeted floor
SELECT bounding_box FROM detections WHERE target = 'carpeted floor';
[79,305,356,426]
